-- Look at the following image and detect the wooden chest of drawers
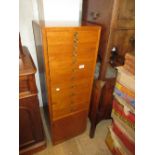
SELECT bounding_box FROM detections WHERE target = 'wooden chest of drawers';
[33,21,101,144]
[19,46,46,154]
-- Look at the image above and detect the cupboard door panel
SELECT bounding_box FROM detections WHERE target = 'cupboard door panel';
[19,96,44,149]
[118,0,135,20]
[115,0,135,29]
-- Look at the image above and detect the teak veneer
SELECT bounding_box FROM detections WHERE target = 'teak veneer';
[33,21,101,144]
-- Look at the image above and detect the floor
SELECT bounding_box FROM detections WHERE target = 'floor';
[34,109,112,155]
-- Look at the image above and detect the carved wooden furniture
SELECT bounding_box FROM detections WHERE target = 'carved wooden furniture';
[82,0,135,79]
[33,21,101,144]
[89,65,117,138]
[82,0,134,138]
[19,45,46,154]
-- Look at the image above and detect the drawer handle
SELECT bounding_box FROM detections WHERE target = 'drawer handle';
[74,32,78,36]
[72,53,77,57]
[74,39,79,43]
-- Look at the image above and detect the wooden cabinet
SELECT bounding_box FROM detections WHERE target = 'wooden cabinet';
[19,46,46,154]
[82,0,135,79]
[89,65,117,138]
[33,21,101,144]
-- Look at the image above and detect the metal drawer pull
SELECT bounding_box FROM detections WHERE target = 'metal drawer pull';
[73,53,77,57]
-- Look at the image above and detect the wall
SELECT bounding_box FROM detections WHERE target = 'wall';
[19,0,43,106]
[42,0,83,25]
[19,0,83,106]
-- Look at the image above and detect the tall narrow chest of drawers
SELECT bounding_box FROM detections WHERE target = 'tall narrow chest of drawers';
[33,21,101,144]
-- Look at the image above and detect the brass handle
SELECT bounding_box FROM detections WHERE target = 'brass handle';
[74,32,78,36]
[72,52,77,57]
[90,11,100,20]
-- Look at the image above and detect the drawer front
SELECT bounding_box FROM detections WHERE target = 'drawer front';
[19,76,29,93]
[47,31,74,45]
[71,102,90,113]
[19,74,37,97]
[51,78,92,98]
[47,29,99,120]
[51,78,92,119]
[49,60,94,84]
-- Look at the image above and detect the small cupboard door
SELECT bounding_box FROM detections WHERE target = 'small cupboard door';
[114,0,135,29]
[19,96,44,149]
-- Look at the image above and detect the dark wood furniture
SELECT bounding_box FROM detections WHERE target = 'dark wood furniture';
[82,0,135,79]
[19,45,46,154]
[33,21,101,144]
[82,0,134,138]
[89,65,117,138]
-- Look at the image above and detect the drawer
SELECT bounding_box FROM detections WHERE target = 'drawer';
[51,78,92,96]
[19,74,37,97]
[52,86,91,105]
[52,100,72,119]
[48,43,97,65]
[71,101,90,113]
[48,45,73,61]
[47,30,99,45]
[76,30,99,44]
[47,31,74,45]
[52,94,90,119]
[49,56,95,70]
[49,60,94,84]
